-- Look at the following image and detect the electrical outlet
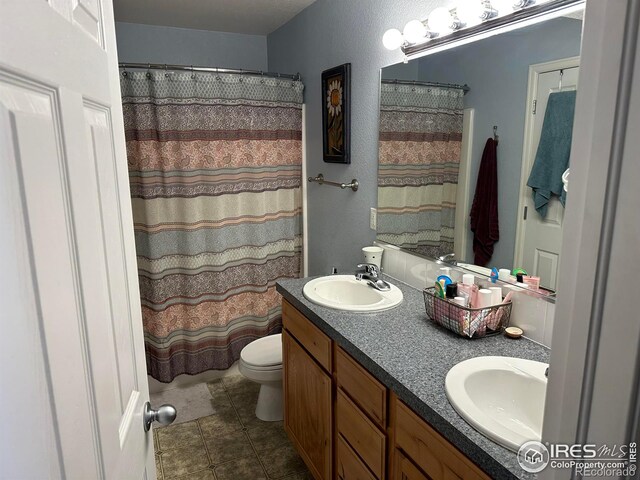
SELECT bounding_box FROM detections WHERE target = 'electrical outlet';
[370,208,377,230]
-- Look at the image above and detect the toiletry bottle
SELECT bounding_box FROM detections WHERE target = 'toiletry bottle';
[523,275,540,291]
[490,268,499,283]
[498,268,511,282]
[457,273,479,307]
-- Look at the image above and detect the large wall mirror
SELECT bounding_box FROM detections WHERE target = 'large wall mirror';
[376,9,584,293]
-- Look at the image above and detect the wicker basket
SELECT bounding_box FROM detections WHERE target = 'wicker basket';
[423,287,512,338]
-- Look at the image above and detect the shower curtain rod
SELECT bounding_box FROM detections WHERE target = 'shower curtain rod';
[383,78,470,94]
[118,62,301,81]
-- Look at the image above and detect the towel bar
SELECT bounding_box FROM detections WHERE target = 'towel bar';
[308,173,359,192]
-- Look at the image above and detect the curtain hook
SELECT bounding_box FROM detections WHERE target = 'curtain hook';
[260,71,265,84]
[215,67,221,81]
[164,64,169,78]
[190,65,195,79]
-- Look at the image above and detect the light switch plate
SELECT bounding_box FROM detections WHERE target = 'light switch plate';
[370,207,377,230]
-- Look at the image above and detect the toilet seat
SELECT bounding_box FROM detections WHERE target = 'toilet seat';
[240,333,282,370]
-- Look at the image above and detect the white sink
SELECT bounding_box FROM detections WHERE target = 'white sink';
[302,275,403,312]
[445,356,548,452]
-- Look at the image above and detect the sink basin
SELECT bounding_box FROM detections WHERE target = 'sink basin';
[445,356,548,452]
[302,275,403,312]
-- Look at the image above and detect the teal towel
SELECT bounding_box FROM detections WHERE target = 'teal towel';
[527,90,576,217]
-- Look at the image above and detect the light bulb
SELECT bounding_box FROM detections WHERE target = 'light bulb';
[456,0,487,26]
[427,7,454,34]
[382,28,404,50]
[403,19,427,44]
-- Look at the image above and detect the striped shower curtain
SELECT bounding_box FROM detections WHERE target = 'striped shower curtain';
[121,71,303,382]
[377,83,463,258]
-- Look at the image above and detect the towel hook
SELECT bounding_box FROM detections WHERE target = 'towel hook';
[493,125,499,144]
[558,69,564,90]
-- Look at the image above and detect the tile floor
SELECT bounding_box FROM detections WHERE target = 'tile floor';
[152,375,312,480]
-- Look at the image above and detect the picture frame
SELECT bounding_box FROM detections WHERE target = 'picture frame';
[322,63,351,164]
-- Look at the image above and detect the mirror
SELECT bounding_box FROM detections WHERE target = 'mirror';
[377,12,584,293]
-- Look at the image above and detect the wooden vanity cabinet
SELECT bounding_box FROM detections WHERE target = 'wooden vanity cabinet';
[282,304,333,480]
[281,300,491,480]
[391,397,491,480]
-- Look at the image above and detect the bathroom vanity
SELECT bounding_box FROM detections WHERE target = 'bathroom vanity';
[277,277,549,480]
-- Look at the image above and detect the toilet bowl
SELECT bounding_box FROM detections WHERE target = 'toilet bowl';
[239,333,283,421]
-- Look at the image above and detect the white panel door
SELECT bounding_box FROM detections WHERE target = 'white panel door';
[0,1,154,479]
[519,63,579,290]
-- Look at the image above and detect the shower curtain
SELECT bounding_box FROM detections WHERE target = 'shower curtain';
[121,70,303,382]
[377,82,463,258]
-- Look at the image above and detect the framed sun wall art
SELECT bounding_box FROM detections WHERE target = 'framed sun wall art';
[322,63,351,164]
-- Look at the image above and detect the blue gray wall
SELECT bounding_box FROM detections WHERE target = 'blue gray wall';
[413,17,582,268]
[268,0,445,275]
[115,22,268,71]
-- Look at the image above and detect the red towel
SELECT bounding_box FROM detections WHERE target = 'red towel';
[470,138,499,266]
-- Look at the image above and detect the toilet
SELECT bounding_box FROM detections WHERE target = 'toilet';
[239,333,283,421]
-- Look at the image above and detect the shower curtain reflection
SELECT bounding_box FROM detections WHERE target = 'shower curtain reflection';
[377,82,463,258]
[121,70,304,382]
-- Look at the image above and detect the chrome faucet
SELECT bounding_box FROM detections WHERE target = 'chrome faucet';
[355,263,391,291]
[437,253,457,265]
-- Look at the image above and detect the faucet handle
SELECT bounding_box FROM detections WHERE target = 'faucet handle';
[357,263,379,275]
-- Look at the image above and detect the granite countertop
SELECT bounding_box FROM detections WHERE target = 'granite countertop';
[276,276,550,480]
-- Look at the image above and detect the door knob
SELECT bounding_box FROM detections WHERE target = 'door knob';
[143,402,177,431]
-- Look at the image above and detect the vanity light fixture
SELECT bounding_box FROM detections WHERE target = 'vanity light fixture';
[383,19,436,50]
[382,0,583,52]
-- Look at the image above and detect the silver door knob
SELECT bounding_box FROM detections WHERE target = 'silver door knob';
[143,401,177,431]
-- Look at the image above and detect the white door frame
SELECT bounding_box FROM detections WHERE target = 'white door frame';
[453,108,474,260]
[541,1,640,477]
[513,55,580,269]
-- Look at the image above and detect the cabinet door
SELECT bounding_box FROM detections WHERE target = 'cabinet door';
[393,449,430,480]
[283,330,332,480]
